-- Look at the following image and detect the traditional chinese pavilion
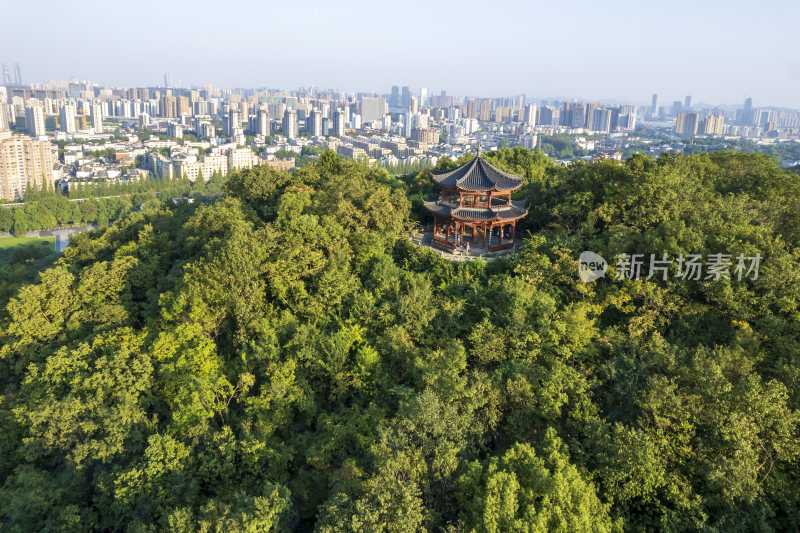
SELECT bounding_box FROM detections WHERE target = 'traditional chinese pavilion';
[424,151,528,252]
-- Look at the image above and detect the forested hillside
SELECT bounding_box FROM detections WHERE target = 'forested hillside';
[1,148,799,531]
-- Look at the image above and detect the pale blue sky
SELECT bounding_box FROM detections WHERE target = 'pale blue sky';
[3,0,799,108]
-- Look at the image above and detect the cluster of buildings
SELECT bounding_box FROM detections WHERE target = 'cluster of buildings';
[0,129,55,200]
[646,94,800,138]
[1,77,799,200]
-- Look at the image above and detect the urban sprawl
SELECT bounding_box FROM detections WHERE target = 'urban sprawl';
[2,72,799,201]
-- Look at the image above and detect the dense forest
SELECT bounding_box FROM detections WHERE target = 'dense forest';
[1,147,799,531]
[0,177,224,236]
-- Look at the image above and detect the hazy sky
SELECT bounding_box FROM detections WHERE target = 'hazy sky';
[3,0,799,108]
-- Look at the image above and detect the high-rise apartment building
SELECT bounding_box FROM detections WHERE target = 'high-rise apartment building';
[699,114,725,135]
[0,130,55,199]
[675,112,699,135]
[307,109,323,137]
[59,104,76,133]
[90,102,104,133]
[590,108,612,133]
[161,92,176,118]
[564,102,587,128]
[361,97,386,123]
[524,104,537,125]
[479,99,492,121]
[333,109,345,136]
[225,111,240,136]
[651,94,660,117]
[282,109,297,139]
[176,96,191,116]
[466,99,478,119]
[539,105,560,126]
[25,104,46,137]
[256,108,270,136]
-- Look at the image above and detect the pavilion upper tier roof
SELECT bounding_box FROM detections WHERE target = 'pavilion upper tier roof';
[432,156,524,191]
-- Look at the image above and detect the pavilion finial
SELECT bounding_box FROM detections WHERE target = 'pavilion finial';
[476,144,482,157]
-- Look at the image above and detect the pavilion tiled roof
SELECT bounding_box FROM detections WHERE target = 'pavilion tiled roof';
[423,199,528,222]
[432,156,523,191]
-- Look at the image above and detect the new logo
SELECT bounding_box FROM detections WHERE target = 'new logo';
[578,251,607,282]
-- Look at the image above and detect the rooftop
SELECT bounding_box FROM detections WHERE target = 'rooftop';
[432,155,523,191]
[423,199,528,222]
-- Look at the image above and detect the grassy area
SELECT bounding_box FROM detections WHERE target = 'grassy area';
[0,236,55,250]
[0,237,56,269]
[0,236,59,310]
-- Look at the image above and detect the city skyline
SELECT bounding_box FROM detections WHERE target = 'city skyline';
[2,0,799,108]
[0,72,791,114]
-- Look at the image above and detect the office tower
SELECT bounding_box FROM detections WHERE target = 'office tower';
[90,102,104,133]
[675,112,699,135]
[420,87,428,107]
[25,104,46,137]
[333,109,345,136]
[671,101,683,116]
[741,97,754,125]
[308,109,322,137]
[684,95,692,110]
[524,104,537,125]
[282,109,297,139]
[651,94,660,117]
[401,86,411,108]
[59,104,76,133]
[164,72,172,88]
[391,85,400,107]
[0,130,55,199]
